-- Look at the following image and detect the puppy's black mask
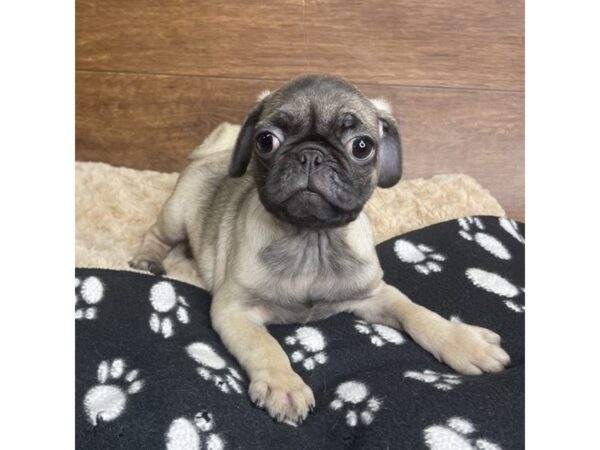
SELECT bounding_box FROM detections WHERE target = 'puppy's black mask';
[229,74,402,228]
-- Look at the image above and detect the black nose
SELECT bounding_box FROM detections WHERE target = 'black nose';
[298,149,323,174]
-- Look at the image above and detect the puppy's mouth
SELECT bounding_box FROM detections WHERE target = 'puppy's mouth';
[286,185,325,201]
[289,188,328,205]
[263,188,359,228]
[256,158,369,228]
[285,184,346,215]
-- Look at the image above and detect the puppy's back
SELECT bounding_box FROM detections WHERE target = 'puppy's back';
[174,145,254,290]
[188,122,241,161]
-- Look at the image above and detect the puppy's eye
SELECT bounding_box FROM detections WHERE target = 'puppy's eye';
[347,136,375,161]
[255,133,280,154]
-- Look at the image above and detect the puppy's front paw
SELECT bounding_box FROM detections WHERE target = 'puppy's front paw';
[128,256,166,276]
[249,367,315,424]
[438,323,511,375]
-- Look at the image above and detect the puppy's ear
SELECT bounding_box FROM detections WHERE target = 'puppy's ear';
[228,99,265,177]
[371,98,403,188]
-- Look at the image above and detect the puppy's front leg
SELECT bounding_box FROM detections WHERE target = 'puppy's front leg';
[211,283,315,423]
[354,283,511,375]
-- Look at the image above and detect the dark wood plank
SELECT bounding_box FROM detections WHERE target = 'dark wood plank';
[76,0,523,91]
[76,72,523,218]
[362,83,524,220]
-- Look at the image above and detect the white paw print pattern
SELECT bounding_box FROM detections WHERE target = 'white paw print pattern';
[83,358,144,425]
[354,320,405,347]
[424,416,502,450]
[458,217,511,260]
[499,218,524,244]
[330,381,382,427]
[149,281,191,338]
[403,369,463,391]
[166,410,225,450]
[394,239,446,275]
[186,343,244,394]
[75,276,104,320]
[284,326,328,370]
[466,268,525,313]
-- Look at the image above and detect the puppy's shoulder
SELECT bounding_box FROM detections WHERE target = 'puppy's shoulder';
[345,212,377,260]
[181,149,230,179]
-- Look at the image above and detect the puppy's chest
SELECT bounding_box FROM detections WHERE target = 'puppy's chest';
[255,230,372,308]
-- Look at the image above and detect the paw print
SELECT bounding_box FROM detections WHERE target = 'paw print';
[284,326,328,370]
[83,359,144,425]
[458,217,511,260]
[166,410,225,450]
[394,239,446,274]
[424,416,502,450]
[148,281,190,338]
[354,320,405,347]
[186,342,245,394]
[499,218,524,244]
[466,268,525,313]
[75,276,104,320]
[330,381,382,427]
[404,369,463,391]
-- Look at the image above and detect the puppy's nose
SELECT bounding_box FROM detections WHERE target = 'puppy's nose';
[298,149,323,174]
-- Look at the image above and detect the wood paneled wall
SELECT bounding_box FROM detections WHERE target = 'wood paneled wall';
[76,0,524,219]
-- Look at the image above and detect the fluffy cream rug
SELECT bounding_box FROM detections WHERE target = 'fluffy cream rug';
[76,123,505,288]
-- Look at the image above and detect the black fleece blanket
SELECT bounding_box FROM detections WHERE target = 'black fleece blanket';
[75,216,525,450]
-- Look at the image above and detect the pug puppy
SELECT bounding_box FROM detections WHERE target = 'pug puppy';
[130,74,510,424]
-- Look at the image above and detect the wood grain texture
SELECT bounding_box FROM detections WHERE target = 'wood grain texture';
[76,0,523,91]
[76,72,523,219]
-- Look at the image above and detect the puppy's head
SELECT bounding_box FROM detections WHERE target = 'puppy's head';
[229,74,402,228]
